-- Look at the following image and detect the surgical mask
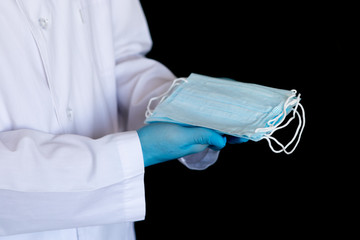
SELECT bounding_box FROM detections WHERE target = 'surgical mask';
[145,73,305,154]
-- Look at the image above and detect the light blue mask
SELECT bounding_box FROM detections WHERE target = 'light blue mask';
[145,73,305,154]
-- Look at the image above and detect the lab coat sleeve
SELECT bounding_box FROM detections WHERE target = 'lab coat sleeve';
[111,0,220,170]
[0,130,145,236]
[111,0,176,131]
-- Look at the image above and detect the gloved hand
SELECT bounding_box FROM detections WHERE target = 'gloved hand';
[137,123,227,167]
[226,135,249,144]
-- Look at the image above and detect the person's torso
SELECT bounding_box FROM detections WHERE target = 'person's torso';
[0,0,118,138]
[0,1,136,239]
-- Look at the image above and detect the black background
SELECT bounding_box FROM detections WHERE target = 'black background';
[135,1,353,239]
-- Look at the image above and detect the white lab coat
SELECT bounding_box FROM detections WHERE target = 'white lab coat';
[0,0,218,239]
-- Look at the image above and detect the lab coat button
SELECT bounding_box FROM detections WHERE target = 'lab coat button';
[66,108,73,120]
[39,18,49,29]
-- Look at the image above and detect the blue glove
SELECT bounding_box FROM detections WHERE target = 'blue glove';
[137,123,227,167]
[226,136,249,144]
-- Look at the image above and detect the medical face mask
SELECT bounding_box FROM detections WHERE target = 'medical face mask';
[145,73,305,154]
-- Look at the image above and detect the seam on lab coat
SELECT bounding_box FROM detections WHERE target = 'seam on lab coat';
[114,131,145,180]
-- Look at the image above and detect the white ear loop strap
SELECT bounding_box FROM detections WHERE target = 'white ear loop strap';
[265,103,305,154]
[145,78,187,118]
[259,92,306,154]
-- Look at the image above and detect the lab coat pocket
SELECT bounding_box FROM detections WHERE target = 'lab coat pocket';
[79,0,115,75]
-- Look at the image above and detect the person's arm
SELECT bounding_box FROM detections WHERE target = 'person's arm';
[111,0,221,170]
[0,129,145,236]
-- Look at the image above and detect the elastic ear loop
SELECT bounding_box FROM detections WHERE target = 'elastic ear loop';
[261,94,306,154]
[145,78,188,118]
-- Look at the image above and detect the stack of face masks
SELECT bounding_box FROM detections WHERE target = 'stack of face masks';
[145,73,305,154]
